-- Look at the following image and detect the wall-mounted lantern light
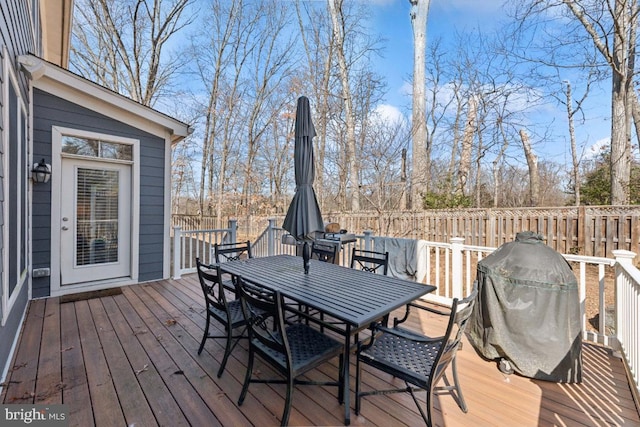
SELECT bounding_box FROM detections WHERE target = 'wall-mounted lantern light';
[31,159,51,184]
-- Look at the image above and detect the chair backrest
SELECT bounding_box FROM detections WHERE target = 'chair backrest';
[310,242,338,263]
[431,282,478,387]
[215,240,252,263]
[195,258,230,317]
[235,276,290,358]
[350,248,389,275]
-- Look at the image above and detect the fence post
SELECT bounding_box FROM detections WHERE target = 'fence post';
[228,219,237,244]
[363,230,374,251]
[267,218,276,256]
[450,237,465,299]
[173,226,182,279]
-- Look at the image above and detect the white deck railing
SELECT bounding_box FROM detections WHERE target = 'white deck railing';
[172,220,236,277]
[173,219,639,399]
[613,250,640,399]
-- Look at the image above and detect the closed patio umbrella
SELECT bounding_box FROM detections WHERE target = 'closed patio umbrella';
[282,96,324,272]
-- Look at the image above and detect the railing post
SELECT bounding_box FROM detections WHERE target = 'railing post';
[228,219,237,244]
[450,237,465,299]
[612,249,636,356]
[173,226,182,279]
[363,230,374,251]
[267,218,276,256]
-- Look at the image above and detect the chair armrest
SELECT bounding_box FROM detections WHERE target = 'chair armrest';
[393,301,451,327]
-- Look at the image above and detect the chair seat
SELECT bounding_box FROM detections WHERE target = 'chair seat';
[209,298,245,329]
[360,327,440,387]
[254,323,343,374]
[221,277,235,291]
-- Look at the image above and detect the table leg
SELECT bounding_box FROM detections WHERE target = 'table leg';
[343,324,351,425]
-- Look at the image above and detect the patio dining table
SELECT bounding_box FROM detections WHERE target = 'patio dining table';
[219,254,436,425]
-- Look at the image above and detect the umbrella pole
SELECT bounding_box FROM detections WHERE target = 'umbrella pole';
[302,241,311,274]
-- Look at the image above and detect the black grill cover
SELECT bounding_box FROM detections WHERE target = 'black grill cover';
[467,231,582,383]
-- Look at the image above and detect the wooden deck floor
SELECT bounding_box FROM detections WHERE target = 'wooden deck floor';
[2,274,639,426]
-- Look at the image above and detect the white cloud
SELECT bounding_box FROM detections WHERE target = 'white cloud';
[585,138,610,159]
[373,103,407,126]
[399,81,412,97]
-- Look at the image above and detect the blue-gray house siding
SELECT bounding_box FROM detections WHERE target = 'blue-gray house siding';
[0,0,39,384]
[31,88,167,298]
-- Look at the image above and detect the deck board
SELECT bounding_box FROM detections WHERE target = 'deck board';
[75,299,126,426]
[35,298,62,404]
[59,299,94,426]
[2,274,639,427]
[4,299,45,404]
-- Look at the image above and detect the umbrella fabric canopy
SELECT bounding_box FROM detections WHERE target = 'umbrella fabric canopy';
[282,96,324,241]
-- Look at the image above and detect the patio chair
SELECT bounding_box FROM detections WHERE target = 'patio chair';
[235,276,344,426]
[195,258,247,378]
[214,240,253,263]
[350,248,389,275]
[355,282,478,426]
[214,240,252,288]
[310,241,338,263]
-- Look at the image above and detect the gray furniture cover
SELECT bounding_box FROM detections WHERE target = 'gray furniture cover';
[467,231,582,383]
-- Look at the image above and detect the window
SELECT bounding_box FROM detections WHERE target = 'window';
[62,136,133,161]
[2,51,29,325]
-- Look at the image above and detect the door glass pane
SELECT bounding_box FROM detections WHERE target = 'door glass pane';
[76,168,119,266]
[62,136,132,160]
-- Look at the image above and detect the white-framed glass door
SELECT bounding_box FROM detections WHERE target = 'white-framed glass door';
[60,157,131,285]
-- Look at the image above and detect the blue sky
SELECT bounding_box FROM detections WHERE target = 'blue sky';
[365,0,614,165]
[370,0,507,107]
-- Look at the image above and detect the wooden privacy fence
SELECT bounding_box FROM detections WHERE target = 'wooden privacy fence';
[172,205,640,258]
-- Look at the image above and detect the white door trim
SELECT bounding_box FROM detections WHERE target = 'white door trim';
[50,126,140,296]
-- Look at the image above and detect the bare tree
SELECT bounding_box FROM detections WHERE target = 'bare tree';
[190,0,244,222]
[563,0,636,205]
[493,117,510,207]
[294,1,335,210]
[563,80,580,205]
[328,0,360,211]
[71,0,194,107]
[408,0,431,209]
[513,0,639,205]
[240,2,295,212]
[457,96,477,197]
[519,129,540,206]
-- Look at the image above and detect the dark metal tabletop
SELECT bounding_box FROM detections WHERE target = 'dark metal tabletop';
[219,254,436,328]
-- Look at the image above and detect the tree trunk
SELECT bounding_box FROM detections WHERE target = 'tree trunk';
[609,0,631,204]
[519,129,540,206]
[401,148,408,210]
[329,0,360,211]
[408,0,431,209]
[564,80,581,206]
[493,119,509,207]
[457,96,476,197]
